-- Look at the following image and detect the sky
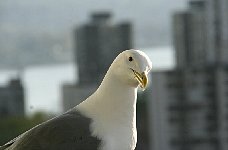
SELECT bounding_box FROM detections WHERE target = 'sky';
[0,0,188,47]
[0,0,188,69]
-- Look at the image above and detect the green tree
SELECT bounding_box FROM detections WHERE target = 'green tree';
[0,112,49,145]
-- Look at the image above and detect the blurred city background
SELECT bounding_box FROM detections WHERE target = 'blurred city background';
[0,0,227,150]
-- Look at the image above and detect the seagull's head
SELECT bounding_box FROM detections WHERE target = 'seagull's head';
[110,49,152,90]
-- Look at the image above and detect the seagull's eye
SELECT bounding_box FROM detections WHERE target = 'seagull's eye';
[128,56,133,62]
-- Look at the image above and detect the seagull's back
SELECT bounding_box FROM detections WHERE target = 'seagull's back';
[0,110,100,150]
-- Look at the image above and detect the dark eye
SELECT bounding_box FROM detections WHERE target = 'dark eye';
[128,56,133,62]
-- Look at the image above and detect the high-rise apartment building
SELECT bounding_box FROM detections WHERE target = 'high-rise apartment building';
[75,12,132,85]
[173,0,228,68]
[173,0,207,68]
[206,0,228,65]
[149,67,228,150]
[0,78,25,118]
[149,0,228,150]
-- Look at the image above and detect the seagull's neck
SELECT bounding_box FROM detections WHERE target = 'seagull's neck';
[77,69,138,150]
[98,74,137,117]
[78,70,137,121]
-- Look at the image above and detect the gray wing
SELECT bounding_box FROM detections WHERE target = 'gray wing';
[0,110,101,150]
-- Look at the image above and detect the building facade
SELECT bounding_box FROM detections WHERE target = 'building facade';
[149,0,228,150]
[149,67,228,150]
[0,78,25,118]
[173,0,228,68]
[173,0,207,68]
[75,12,132,85]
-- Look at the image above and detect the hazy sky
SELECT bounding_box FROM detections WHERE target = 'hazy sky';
[0,0,188,47]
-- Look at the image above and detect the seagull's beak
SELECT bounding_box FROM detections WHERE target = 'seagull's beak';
[132,70,148,90]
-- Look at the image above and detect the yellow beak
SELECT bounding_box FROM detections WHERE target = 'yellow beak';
[132,70,148,90]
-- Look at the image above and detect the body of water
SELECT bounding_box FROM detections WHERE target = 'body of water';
[0,48,175,115]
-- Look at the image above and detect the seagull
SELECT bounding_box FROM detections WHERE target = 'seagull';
[0,49,152,150]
